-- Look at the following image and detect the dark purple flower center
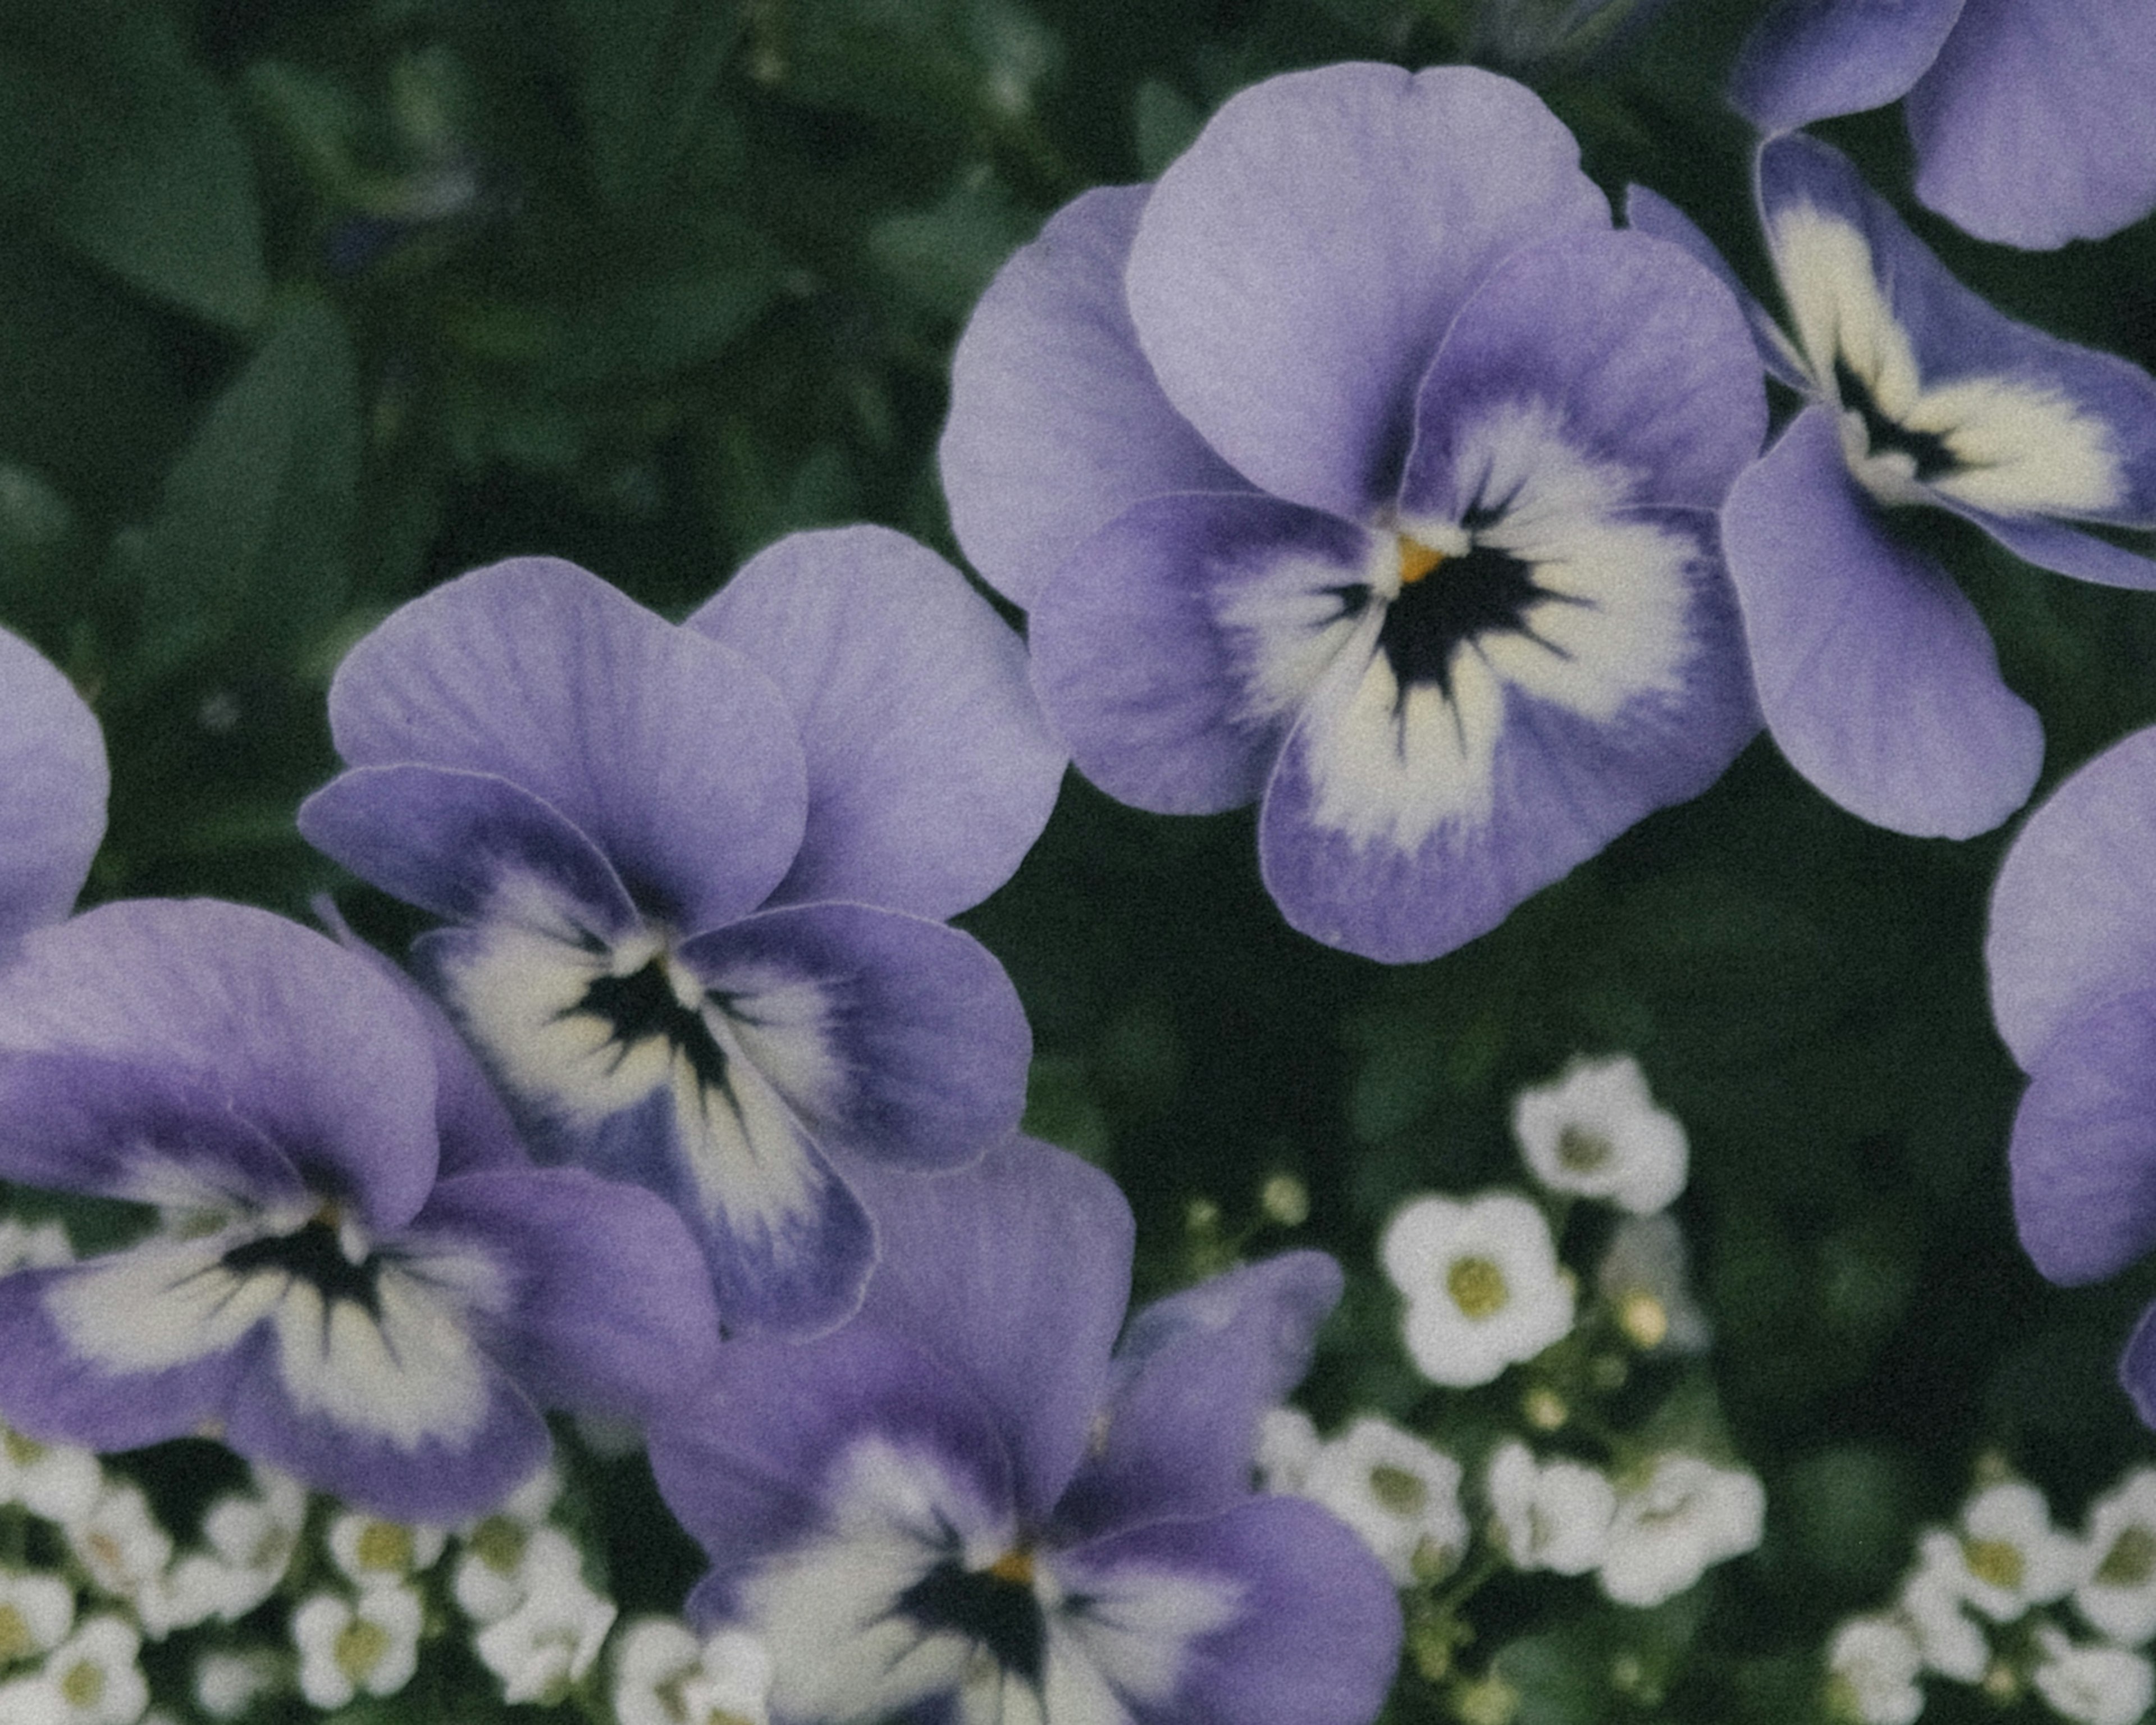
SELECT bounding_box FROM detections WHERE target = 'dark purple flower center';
[895,1547,1046,1686]
[1376,533,1544,701]
[575,957,732,1093]
[221,1216,382,1316]
[1833,356,1956,483]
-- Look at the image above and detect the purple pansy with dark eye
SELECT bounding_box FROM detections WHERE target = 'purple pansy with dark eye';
[297,531,1063,1339]
[0,898,723,1521]
[1986,724,2156,1426]
[647,1134,1403,1725]
[1728,0,2156,249]
[0,623,107,955]
[1633,134,2156,838]
[941,62,1766,965]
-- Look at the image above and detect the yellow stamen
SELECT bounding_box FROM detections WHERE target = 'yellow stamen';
[1446,1254,1509,1320]
[988,1547,1036,1587]
[1397,536,1446,586]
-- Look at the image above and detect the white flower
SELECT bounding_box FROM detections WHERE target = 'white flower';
[451,1463,564,1625]
[472,1532,616,1705]
[1511,1055,1688,1213]
[0,1426,103,1527]
[1825,1615,1925,1725]
[291,1584,423,1710]
[1598,1454,1766,1607]
[0,1218,74,1274]
[142,1468,308,1637]
[327,1511,446,1591]
[1381,1190,1575,1388]
[1300,1416,1468,1585]
[66,1484,172,1616]
[191,1649,282,1721]
[0,1615,150,1724]
[1596,1213,1710,1354]
[0,1568,74,1666]
[1252,1405,1322,1496]
[2032,1624,2156,1725]
[2076,1467,2156,1646]
[1486,1440,1616,1576]
[1952,1481,2084,1622]
[613,1618,774,1725]
[1899,1534,1989,1681]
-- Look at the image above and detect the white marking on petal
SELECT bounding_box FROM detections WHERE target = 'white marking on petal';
[1773,206,2122,516]
[1299,405,1696,848]
[270,1258,496,1447]
[1040,1555,1240,1716]
[47,1230,290,1372]
[1213,546,1376,728]
[708,964,843,1125]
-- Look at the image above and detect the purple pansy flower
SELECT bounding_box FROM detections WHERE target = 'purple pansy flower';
[0,898,723,1520]
[1634,134,2156,838]
[0,623,107,955]
[1729,0,2156,249]
[647,1135,1402,1725]
[1986,724,2156,1425]
[298,533,1063,1339]
[940,62,1765,964]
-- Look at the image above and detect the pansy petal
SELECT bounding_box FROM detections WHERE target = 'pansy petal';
[1402,227,1767,513]
[1907,0,2156,248]
[1987,725,2156,1067]
[1622,185,1810,391]
[2007,989,2156,1285]
[1056,1252,1340,1541]
[1126,62,1608,519]
[326,557,807,929]
[1260,504,1753,962]
[0,901,441,1230]
[1030,493,1373,815]
[690,526,1066,919]
[940,184,1250,608]
[1057,1495,1401,1725]
[648,1323,1017,1606]
[1951,508,2156,592]
[0,1262,244,1452]
[1759,134,2156,524]
[413,1166,723,1420]
[0,626,106,949]
[300,765,642,936]
[675,902,1025,1184]
[1721,406,2041,838]
[1726,0,1963,133]
[846,1136,1132,1524]
[0,1051,304,1206]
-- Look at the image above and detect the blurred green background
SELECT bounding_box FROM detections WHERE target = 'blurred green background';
[6,1,2156,1719]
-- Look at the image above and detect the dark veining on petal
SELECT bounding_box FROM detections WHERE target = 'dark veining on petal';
[221,1219,382,1316]
[896,1557,1047,1689]
[575,959,732,1093]
[1378,540,1544,701]
[1833,356,1956,483]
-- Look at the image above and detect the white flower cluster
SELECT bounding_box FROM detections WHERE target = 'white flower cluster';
[1826,1470,2156,1725]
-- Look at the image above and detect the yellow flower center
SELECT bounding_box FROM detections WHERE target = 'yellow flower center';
[988,1546,1036,1587]
[336,1616,393,1682]
[0,1604,33,1664]
[1397,535,1446,587]
[1446,1255,1509,1320]
[1618,1290,1669,1350]
[470,1515,527,1573]
[1556,1125,1612,1172]
[1368,1462,1428,1515]
[1963,1537,2024,1592]
[356,1521,414,1573]
[2098,1527,2156,1589]
[61,1659,104,1708]
[1,1428,44,1466]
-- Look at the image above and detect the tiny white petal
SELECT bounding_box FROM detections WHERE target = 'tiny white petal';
[1511,1054,1688,1214]
[1300,1415,1468,1586]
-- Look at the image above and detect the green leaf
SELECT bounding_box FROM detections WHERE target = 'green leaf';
[554,0,744,206]
[0,2,267,328]
[869,170,1036,322]
[134,299,360,678]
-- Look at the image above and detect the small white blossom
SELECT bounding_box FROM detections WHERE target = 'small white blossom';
[1381,1190,1575,1388]
[472,1533,616,1705]
[1952,1481,2083,1621]
[613,1618,774,1725]
[1511,1054,1688,1213]
[1899,1534,1990,1682]
[1596,1213,1711,1354]
[67,1484,172,1617]
[0,1614,149,1724]
[327,1512,446,1592]
[1300,1416,1468,1585]
[1825,1615,1925,1725]
[1598,1454,1765,1607]
[451,1464,565,1625]
[291,1584,423,1710]
[0,1217,74,1273]
[2032,1624,2156,1725]
[191,1649,283,1721]
[0,1568,74,1666]
[1253,1406,1322,1496]
[0,1425,103,1527]
[1486,1440,1616,1577]
[2076,1467,2156,1646]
